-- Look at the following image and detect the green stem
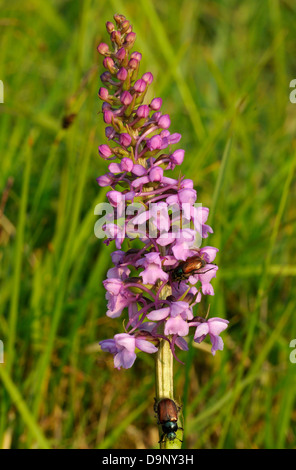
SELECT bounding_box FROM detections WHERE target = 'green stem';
[155,337,174,401]
[155,284,183,449]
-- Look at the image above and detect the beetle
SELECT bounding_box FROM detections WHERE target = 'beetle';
[154,398,182,443]
[171,255,215,286]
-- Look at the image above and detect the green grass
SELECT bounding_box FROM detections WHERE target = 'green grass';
[0,0,296,449]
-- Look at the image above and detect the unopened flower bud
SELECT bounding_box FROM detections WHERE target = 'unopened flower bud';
[98,144,113,159]
[103,110,113,124]
[96,173,114,187]
[158,114,171,129]
[131,51,142,61]
[106,21,115,33]
[98,87,109,100]
[134,79,146,93]
[128,58,139,70]
[150,97,162,110]
[147,135,162,151]
[103,57,116,74]
[107,190,124,206]
[132,165,146,176]
[97,42,109,55]
[116,47,126,62]
[121,20,131,33]
[152,112,161,122]
[119,133,132,147]
[102,102,111,111]
[142,72,153,84]
[100,71,112,83]
[105,126,116,139]
[120,91,133,105]
[124,32,136,49]
[111,30,122,47]
[136,105,150,118]
[114,13,126,24]
[117,68,128,81]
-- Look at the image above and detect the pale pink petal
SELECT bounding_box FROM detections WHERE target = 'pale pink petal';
[147,307,170,321]
[208,318,229,336]
[114,333,135,352]
[201,283,215,296]
[194,323,210,339]
[135,339,158,354]
[209,334,224,356]
[165,316,189,336]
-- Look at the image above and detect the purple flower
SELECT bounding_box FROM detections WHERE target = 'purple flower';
[147,301,193,336]
[131,51,142,61]
[192,318,229,355]
[119,134,132,148]
[117,67,128,81]
[103,110,113,124]
[103,277,135,318]
[109,157,134,174]
[98,144,113,159]
[136,252,169,285]
[103,223,125,249]
[96,173,114,187]
[134,79,146,93]
[150,97,162,110]
[100,333,158,369]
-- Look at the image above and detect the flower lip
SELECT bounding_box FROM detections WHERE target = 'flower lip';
[150,97,162,110]
[158,114,171,129]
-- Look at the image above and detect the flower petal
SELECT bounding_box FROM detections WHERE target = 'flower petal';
[135,339,158,354]
[209,334,224,356]
[147,307,170,321]
[165,316,189,336]
[114,349,136,369]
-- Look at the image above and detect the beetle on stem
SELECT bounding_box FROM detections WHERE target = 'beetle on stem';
[154,398,183,443]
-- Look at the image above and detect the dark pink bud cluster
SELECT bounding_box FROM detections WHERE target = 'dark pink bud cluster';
[96,15,228,369]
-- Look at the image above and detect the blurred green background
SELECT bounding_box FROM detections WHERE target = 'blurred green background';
[0,0,296,449]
